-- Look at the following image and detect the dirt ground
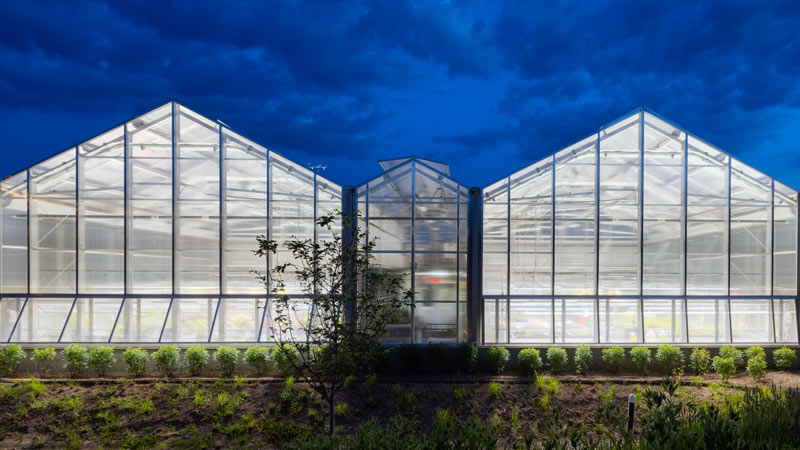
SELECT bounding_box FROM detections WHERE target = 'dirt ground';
[0,370,797,449]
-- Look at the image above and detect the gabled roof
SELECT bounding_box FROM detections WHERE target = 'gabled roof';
[378,156,450,176]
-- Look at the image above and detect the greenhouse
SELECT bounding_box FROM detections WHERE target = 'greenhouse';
[0,103,796,345]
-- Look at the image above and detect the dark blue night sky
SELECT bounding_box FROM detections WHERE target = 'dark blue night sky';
[1,1,799,188]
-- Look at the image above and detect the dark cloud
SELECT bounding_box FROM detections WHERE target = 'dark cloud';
[1,0,799,188]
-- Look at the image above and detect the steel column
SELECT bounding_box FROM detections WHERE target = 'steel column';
[341,186,357,324]
[467,187,483,344]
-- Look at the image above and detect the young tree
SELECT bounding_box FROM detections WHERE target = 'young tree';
[255,211,413,435]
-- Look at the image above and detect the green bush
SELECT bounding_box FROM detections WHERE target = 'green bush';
[185,346,209,376]
[745,345,766,363]
[216,346,239,377]
[244,347,271,375]
[689,347,711,375]
[62,344,89,378]
[655,344,682,374]
[427,343,448,373]
[747,355,767,380]
[153,344,180,377]
[574,344,592,375]
[713,356,736,382]
[517,348,543,376]
[396,344,422,374]
[0,344,26,376]
[272,344,300,376]
[630,347,651,375]
[460,342,478,373]
[719,346,745,370]
[487,346,509,374]
[546,347,568,374]
[123,347,148,377]
[601,346,625,373]
[32,347,57,378]
[87,346,115,377]
[773,346,797,371]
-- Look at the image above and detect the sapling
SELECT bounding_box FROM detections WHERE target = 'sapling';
[487,346,510,374]
[0,344,26,376]
[32,347,57,378]
[517,348,543,376]
[546,347,568,374]
[460,342,478,373]
[244,347,271,376]
[689,347,711,375]
[713,356,735,382]
[152,345,179,378]
[87,346,115,377]
[718,346,745,370]
[123,347,148,377]
[216,346,239,377]
[574,344,592,375]
[185,346,209,376]
[630,347,651,375]
[655,345,682,374]
[62,344,88,378]
[601,346,625,373]
[747,355,767,381]
[773,346,797,371]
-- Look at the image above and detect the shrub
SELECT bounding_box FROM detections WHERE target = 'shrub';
[745,345,766,363]
[546,347,568,374]
[396,344,422,374]
[747,355,767,380]
[630,347,651,375]
[718,346,745,370]
[427,343,449,373]
[216,346,239,377]
[773,346,797,371]
[487,381,501,398]
[655,344,683,374]
[487,346,510,374]
[123,347,148,377]
[87,346,115,377]
[601,346,625,373]
[62,344,88,378]
[689,347,711,375]
[517,348,543,376]
[574,344,592,375]
[713,356,736,382]
[32,347,57,378]
[244,347,271,375]
[152,344,180,377]
[460,342,478,373]
[0,344,26,376]
[185,346,209,376]
[272,344,300,376]
[334,403,349,418]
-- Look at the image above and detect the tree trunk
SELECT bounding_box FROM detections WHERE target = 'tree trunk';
[328,385,336,436]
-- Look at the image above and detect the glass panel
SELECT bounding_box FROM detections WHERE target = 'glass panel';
[730,299,771,343]
[30,150,77,294]
[222,130,268,294]
[11,298,73,342]
[686,138,729,294]
[78,126,125,293]
[316,176,341,243]
[730,161,771,295]
[0,297,25,341]
[414,251,457,301]
[483,178,508,295]
[127,104,172,293]
[0,172,28,293]
[509,299,552,343]
[262,299,313,342]
[554,298,596,343]
[599,298,640,343]
[510,158,553,295]
[687,299,730,343]
[161,297,218,342]
[599,115,640,294]
[210,298,264,342]
[61,298,122,342]
[554,135,596,295]
[414,302,457,343]
[110,298,171,342]
[774,299,798,343]
[643,299,685,343]
[773,182,797,295]
[643,113,685,295]
[175,105,220,294]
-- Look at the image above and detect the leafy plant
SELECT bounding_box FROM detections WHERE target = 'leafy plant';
[487,381,501,398]
[460,342,478,373]
[630,347,651,375]
[747,355,767,380]
[574,344,592,374]
[719,345,745,370]
[517,348,543,376]
[745,345,766,363]
[546,347,568,374]
[215,346,239,377]
[334,403,349,418]
[655,344,682,374]
[713,356,736,382]
[0,344,26,376]
[535,375,560,395]
[689,347,711,375]
[774,346,797,371]
[123,347,148,377]
[32,347,57,378]
[244,346,271,376]
[487,346,509,374]
[87,346,115,377]
[185,346,209,376]
[453,386,465,402]
[601,346,625,373]
[62,344,89,378]
[152,344,180,377]
[272,344,300,376]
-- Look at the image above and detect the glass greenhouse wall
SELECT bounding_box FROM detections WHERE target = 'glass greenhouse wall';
[0,102,341,343]
[483,110,799,345]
